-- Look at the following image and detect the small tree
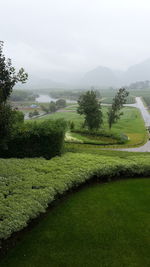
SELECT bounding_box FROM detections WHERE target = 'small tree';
[77,90,103,131]
[40,104,49,114]
[29,112,33,118]
[56,99,66,109]
[49,101,57,113]
[0,41,28,147]
[107,88,129,129]
[70,121,75,131]
[33,109,39,116]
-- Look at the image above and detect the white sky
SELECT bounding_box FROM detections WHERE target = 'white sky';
[1,0,150,75]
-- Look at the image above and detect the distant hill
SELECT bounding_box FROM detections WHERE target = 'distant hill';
[80,66,118,87]
[16,58,150,89]
[80,59,150,87]
[123,58,150,84]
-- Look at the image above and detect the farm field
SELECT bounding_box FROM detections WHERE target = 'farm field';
[31,106,147,147]
[1,178,150,267]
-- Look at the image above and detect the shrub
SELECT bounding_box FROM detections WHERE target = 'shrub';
[0,153,150,240]
[70,121,75,130]
[0,119,67,159]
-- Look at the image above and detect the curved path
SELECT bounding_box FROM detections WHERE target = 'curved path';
[125,97,150,127]
[112,97,150,152]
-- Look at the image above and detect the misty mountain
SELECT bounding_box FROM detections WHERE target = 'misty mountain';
[80,66,118,87]
[80,59,150,87]
[123,58,150,84]
[16,58,150,89]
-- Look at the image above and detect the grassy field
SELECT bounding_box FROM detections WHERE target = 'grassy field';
[31,106,147,147]
[101,95,135,104]
[1,178,150,267]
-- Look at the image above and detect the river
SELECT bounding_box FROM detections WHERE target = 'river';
[36,94,76,103]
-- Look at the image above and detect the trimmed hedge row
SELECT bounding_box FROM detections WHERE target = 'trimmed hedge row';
[0,152,150,240]
[0,119,66,159]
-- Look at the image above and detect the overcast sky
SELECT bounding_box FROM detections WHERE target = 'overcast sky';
[1,0,150,77]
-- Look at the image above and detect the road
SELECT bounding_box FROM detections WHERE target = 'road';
[113,97,150,152]
[134,97,150,127]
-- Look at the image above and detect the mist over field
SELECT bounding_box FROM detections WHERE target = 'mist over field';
[1,0,150,88]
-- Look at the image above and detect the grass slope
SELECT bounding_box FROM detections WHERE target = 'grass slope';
[1,178,150,267]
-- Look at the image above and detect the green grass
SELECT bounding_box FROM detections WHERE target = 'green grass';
[31,110,84,128]
[101,95,135,104]
[1,178,150,267]
[32,106,147,147]
[69,131,122,145]
[102,107,147,147]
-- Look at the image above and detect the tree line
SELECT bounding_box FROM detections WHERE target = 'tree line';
[41,99,66,114]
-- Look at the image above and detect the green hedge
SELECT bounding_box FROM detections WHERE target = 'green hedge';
[0,152,150,240]
[0,119,66,159]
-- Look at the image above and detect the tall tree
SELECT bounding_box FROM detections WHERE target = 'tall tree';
[107,88,129,129]
[0,41,28,147]
[77,90,103,131]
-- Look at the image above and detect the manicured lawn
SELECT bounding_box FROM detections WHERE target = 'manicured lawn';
[69,131,120,145]
[1,178,150,267]
[31,109,84,127]
[33,106,147,147]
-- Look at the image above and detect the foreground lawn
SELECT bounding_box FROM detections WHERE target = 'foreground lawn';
[1,178,150,267]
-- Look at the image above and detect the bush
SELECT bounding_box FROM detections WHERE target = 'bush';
[0,153,150,240]
[0,107,24,149]
[0,119,67,159]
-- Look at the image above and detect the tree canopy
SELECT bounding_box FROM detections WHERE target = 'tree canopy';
[0,41,28,104]
[77,90,103,130]
[107,88,129,129]
[0,41,28,147]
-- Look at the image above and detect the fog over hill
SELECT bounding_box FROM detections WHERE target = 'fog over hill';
[18,58,150,89]
[80,66,118,87]
[124,59,150,84]
[80,58,150,87]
